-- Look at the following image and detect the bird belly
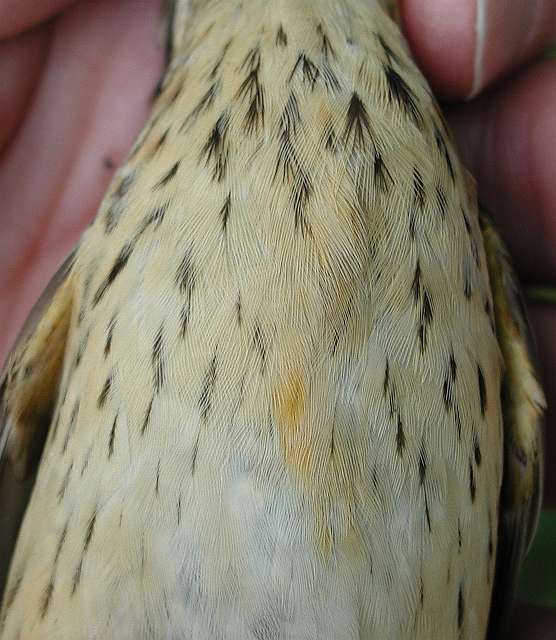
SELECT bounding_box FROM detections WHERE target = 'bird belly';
[1,315,500,640]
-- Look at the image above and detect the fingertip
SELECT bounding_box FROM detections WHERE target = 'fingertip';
[400,0,556,100]
[473,0,556,97]
[399,0,476,100]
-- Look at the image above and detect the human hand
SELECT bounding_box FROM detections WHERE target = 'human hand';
[0,0,554,634]
[0,0,164,365]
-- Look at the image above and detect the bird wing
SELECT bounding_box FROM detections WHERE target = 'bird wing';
[0,250,76,600]
[481,215,546,638]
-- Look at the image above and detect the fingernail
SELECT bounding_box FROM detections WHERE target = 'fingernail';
[467,0,488,99]
[467,0,549,100]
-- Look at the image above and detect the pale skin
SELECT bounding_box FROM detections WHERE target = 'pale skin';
[0,0,554,635]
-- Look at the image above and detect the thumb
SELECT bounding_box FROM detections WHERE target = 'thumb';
[399,0,556,100]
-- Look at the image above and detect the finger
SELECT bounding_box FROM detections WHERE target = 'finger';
[0,0,77,39]
[528,303,556,508]
[446,61,556,283]
[0,0,164,365]
[399,0,556,100]
[0,24,50,152]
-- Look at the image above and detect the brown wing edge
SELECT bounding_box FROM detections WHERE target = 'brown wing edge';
[151,0,191,102]
[0,250,76,605]
[160,0,192,66]
[161,0,178,70]
[481,215,546,639]
[379,0,401,22]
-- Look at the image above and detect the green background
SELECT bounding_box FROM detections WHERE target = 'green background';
[518,511,556,608]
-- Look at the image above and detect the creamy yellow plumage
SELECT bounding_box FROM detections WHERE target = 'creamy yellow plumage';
[0,1,544,638]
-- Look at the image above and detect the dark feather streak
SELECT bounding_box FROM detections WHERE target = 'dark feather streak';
[220,193,231,232]
[93,242,134,306]
[469,460,476,502]
[208,41,232,80]
[72,509,97,595]
[181,82,220,130]
[434,123,455,182]
[199,354,217,421]
[478,365,487,416]
[108,414,117,459]
[274,92,301,183]
[374,151,392,192]
[141,397,154,437]
[419,444,427,485]
[104,315,117,357]
[289,53,319,89]
[61,400,80,455]
[443,352,457,410]
[57,462,73,503]
[154,161,181,189]
[317,23,335,60]
[152,326,165,393]
[276,25,287,47]
[292,169,313,236]
[236,64,265,135]
[419,290,432,352]
[97,376,112,409]
[344,93,372,151]
[175,251,196,336]
[396,416,405,455]
[376,33,401,65]
[436,184,448,217]
[384,65,422,126]
[252,323,266,370]
[200,111,230,181]
[41,582,54,619]
[474,436,482,466]
[413,167,425,209]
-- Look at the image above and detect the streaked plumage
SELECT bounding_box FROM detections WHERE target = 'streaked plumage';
[0,1,545,638]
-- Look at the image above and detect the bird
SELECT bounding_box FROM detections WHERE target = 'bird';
[0,0,546,638]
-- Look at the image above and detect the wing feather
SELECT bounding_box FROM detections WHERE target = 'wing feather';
[482,216,546,638]
[0,251,76,599]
